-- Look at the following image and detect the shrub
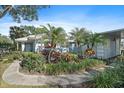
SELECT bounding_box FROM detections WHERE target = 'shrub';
[1,51,22,63]
[61,53,78,62]
[20,55,105,75]
[41,49,61,62]
[93,69,119,88]
[81,59,104,69]
[92,61,124,88]
[20,52,46,72]
[116,55,124,62]
[40,59,104,75]
[39,61,83,75]
[84,48,95,57]
[11,51,22,60]
[42,50,79,63]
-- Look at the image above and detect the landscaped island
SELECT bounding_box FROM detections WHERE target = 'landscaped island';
[1,51,124,88]
[19,52,105,75]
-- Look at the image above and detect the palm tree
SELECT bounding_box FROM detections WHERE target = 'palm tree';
[84,32,105,57]
[70,27,89,56]
[85,32,105,49]
[0,5,49,22]
[40,24,54,44]
[41,24,67,63]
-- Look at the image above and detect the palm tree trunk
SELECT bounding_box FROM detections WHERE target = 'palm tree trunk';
[87,44,89,49]
[91,43,94,49]
[48,41,57,63]
[48,46,54,63]
[48,48,52,63]
[76,43,80,57]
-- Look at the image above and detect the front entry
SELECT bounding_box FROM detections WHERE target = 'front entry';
[24,43,33,52]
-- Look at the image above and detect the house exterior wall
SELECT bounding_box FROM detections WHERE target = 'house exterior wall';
[21,43,25,52]
[96,36,121,59]
[68,35,121,59]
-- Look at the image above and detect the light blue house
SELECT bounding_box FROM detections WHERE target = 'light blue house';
[69,28,124,59]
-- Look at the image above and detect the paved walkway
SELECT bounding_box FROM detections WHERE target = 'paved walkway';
[2,61,106,87]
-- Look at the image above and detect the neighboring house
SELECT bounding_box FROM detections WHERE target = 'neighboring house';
[16,28,124,59]
[15,34,69,53]
[15,35,43,52]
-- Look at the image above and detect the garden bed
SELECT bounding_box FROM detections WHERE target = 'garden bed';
[19,52,106,75]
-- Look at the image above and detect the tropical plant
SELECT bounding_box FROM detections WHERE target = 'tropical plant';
[0,5,49,22]
[61,53,78,62]
[41,24,67,63]
[84,32,105,57]
[20,52,45,72]
[20,57,105,75]
[70,27,89,56]
[85,32,105,49]
[84,48,95,57]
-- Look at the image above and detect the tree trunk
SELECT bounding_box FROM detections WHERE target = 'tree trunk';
[77,43,80,57]
[0,5,12,18]
[91,43,94,49]
[87,44,89,49]
[48,47,53,63]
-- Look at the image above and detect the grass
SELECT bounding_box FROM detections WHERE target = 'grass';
[92,61,124,88]
[0,57,49,88]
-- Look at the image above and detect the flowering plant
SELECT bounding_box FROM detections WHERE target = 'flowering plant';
[84,48,95,57]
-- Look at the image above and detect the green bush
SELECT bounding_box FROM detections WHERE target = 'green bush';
[40,59,104,75]
[20,56,105,75]
[20,52,46,72]
[11,51,22,60]
[93,69,119,88]
[116,55,124,62]
[81,59,104,69]
[41,62,80,75]
[22,52,41,60]
[5,51,22,59]
[92,62,124,88]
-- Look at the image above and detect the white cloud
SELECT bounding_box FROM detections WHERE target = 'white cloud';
[1,15,124,36]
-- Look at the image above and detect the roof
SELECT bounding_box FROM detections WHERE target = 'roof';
[15,35,42,42]
[100,28,124,34]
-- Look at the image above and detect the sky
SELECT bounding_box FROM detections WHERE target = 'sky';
[1,5,124,36]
